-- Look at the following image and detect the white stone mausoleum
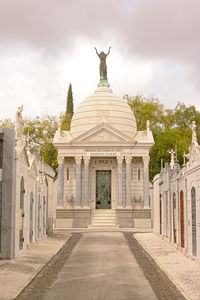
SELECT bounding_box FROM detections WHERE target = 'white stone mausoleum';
[53,82,154,228]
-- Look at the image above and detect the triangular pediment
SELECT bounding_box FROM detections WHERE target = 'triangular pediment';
[71,122,134,143]
[187,141,200,166]
[16,145,30,167]
[29,157,38,178]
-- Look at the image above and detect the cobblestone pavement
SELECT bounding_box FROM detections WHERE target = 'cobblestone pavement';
[15,233,81,300]
[0,232,70,300]
[16,232,185,300]
[134,232,200,300]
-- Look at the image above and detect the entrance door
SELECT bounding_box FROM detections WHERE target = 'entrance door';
[96,170,111,209]
[38,195,41,239]
[29,192,34,243]
[173,192,177,244]
[191,187,197,256]
[159,194,162,234]
[43,196,46,236]
[180,191,184,248]
[19,176,25,250]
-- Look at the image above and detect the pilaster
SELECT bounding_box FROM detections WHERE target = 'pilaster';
[143,155,150,208]
[83,156,90,208]
[117,156,123,207]
[125,156,132,208]
[75,156,82,207]
[57,156,64,208]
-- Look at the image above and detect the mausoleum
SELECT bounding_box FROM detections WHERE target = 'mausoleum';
[53,49,154,228]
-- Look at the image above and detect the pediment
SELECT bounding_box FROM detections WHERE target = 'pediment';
[71,122,134,143]
[187,141,200,165]
[29,158,38,178]
[16,145,30,167]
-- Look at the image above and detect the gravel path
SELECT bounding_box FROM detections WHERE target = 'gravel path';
[134,232,200,300]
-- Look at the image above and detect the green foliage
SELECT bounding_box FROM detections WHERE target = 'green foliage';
[66,83,74,115]
[60,113,72,131]
[127,95,164,131]
[24,115,59,172]
[61,83,74,130]
[0,118,15,128]
[127,95,200,181]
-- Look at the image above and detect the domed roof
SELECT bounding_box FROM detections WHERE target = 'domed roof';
[70,86,137,139]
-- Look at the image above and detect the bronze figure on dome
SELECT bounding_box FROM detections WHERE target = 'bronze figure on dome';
[95,47,111,80]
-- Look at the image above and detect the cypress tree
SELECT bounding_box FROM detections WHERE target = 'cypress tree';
[66,83,74,115]
[61,83,74,130]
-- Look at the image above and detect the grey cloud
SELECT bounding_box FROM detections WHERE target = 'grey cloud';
[1,0,200,62]
[1,0,200,105]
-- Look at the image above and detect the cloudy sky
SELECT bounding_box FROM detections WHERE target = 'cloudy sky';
[1,0,200,121]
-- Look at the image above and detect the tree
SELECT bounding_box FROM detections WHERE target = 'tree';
[24,115,59,172]
[61,83,74,130]
[0,119,14,128]
[127,95,200,181]
[127,94,164,131]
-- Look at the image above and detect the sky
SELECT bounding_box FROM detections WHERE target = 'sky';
[1,0,200,121]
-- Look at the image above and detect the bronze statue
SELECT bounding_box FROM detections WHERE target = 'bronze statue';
[95,47,111,80]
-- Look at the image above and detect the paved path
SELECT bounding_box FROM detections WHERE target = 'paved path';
[42,232,157,300]
[0,232,70,300]
[134,232,200,300]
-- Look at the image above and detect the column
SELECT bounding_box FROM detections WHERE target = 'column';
[83,156,90,208]
[125,156,132,208]
[75,156,82,207]
[143,155,150,208]
[117,156,123,207]
[57,156,64,207]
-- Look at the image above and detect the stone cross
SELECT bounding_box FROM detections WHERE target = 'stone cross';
[168,149,176,169]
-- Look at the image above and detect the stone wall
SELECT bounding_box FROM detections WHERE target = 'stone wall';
[0,127,56,259]
[153,124,200,259]
[0,129,15,259]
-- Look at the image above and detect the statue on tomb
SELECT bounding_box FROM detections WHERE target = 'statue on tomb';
[95,47,111,80]
[168,149,176,169]
[191,121,197,143]
[15,105,24,141]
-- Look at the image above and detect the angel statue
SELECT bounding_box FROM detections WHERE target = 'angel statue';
[15,105,24,140]
[95,47,111,80]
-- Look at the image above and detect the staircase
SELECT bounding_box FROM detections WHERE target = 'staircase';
[88,209,119,228]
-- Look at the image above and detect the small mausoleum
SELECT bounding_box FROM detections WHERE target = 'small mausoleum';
[53,49,154,228]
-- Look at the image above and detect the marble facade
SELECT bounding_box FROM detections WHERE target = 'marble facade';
[0,108,55,259]
[54,85,154,228]
[153,122,200,259]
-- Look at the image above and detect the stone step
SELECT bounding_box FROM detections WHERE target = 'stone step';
[93,209,115,213]
[89,209,118,228]
[88,224,120,229]
[92,216,116,220]
[92,220,116,224]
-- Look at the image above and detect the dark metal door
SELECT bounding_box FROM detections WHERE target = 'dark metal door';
[38,195,41,239]
[43,196,46,235]
[180,191,184,248]
[29,192,34,243]
[19,177,25,250]
[159,194,162,234]
[173,192,177,244]
[191,187,197,256]
[96,170,111,209]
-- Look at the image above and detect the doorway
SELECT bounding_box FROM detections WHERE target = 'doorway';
[19,176,25,250]
[96,170,111,209]
[191,187,197,256]
[180,191,184,248]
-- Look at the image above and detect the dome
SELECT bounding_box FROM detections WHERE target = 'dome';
[70,86,137,139]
